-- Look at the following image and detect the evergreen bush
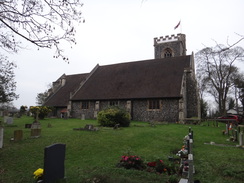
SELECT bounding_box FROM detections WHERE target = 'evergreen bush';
[97,107,130,127]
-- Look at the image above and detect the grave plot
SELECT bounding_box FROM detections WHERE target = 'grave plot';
[73,124,99,131]
[177,127,195,183]
[34,143,66,183]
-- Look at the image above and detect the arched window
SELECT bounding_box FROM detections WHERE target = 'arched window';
[162,48,173,58]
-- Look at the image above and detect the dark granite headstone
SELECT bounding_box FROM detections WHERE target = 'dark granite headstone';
[43,143,66,183]
[25,124,32,128]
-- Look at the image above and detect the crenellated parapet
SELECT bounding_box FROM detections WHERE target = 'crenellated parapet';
[154,33,185,45]
[154,33,186,58]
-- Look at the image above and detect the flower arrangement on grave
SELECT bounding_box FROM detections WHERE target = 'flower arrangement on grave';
[117,155,180,176]
[182,161,189,172]
[176,145,188,158]
[146,159,167,174]
[117,155,146,170]
[33,168,43,181]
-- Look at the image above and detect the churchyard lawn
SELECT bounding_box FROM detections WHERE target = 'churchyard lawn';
[0,116,243,183]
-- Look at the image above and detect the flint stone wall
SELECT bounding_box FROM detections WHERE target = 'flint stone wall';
[71,99,179,122]
[185,72,199,118]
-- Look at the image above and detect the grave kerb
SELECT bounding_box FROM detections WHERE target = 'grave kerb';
[188,154,194,183]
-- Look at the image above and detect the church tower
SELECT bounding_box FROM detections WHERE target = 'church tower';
[154,34,187,59]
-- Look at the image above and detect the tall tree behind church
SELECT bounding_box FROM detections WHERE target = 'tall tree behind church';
[196,44,244,115]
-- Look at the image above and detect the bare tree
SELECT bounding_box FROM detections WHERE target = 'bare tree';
[36,91,48,105]
[196,44,244,115]
[0,0,84,60]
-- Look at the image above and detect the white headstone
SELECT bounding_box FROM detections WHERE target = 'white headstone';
[179,178,188,183]
[239,132,243,146]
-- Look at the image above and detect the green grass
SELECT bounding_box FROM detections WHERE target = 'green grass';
[0,116,244,183]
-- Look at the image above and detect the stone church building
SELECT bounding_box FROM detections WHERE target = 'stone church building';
[44,34,200,122]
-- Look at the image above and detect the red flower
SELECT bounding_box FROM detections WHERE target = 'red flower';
[147,161,157,167]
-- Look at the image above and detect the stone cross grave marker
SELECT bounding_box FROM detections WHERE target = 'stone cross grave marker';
[43,143,66,183]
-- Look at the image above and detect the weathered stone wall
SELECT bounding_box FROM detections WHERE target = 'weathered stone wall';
[185,71,199,118]
[71,99,179,122]
[71,100,128,119]
[154,34,186,58]
[155,42,182,58]
[71,101,95,119]
[132,99,179,122]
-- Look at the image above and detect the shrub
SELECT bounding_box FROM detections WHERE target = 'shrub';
[29,106,52,120]
[97,107,131,127]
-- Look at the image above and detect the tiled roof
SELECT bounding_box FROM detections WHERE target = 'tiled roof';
[71,55,192,101]
[44,73,88,106]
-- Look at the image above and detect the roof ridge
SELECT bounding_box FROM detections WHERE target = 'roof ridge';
[70,64,100,99]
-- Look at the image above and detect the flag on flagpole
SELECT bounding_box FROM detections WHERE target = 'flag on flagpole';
[174,21,181,30]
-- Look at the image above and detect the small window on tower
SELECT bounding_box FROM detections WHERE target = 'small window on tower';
[163,48,173,58]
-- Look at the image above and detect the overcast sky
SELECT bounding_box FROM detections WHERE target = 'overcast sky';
[7,0,244,109]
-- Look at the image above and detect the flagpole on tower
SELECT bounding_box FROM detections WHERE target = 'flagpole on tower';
[174,20,181,33]
[180,20,182,33]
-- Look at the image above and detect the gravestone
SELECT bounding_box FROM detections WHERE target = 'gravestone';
[84,124,94,130]
[0,127,3,148]
[234,130,238,142]
[73,124,99,131]
[14,130,23,141]
[31,122,41,138]
[113,124,120,129]
[43,143,66,183]
[6,117,13,125]
[179,178,188,183]
[3,116,8,123]
[25,124,32,128]
[239,132,243,146]
[225,123,229,135]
